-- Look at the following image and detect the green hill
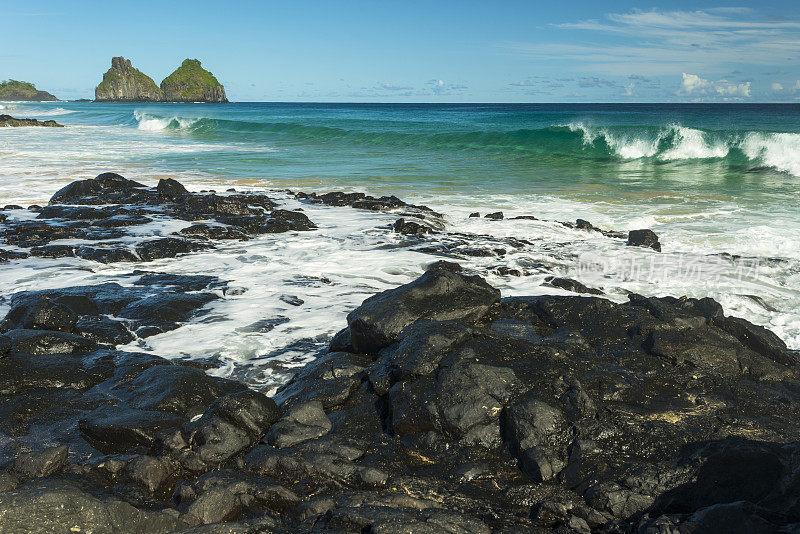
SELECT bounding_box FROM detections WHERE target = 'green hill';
[160,59,228,103]
[0,80,58,101]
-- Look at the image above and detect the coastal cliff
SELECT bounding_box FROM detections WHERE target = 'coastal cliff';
[160,59,228,103]
[0,80,58,101]
[94,57,163,102]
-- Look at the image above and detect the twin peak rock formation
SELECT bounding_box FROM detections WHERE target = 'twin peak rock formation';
[95,56,227,103]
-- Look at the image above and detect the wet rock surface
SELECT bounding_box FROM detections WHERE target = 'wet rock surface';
[0,257,797,532]
[0,176,793,532]
[0,173,316,264]
[0,114,64,128]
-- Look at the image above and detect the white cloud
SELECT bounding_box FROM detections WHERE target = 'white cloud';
[507,8,800,76]
[624,83,635,96]
[376,82,413,91]
[678,73,751,99]
[772,82,784,92]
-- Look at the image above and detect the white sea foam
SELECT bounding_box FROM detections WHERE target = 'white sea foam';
[134,110,200,131]
[740,131,800,177]
[27,107,78,117]
[1,113,799,390]
[658,125,729,160]
[569,122,731,161]
[568,122,663,158]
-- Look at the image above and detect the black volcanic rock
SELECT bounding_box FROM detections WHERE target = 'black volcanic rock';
[346,262,500,353]
[628,228,662,251]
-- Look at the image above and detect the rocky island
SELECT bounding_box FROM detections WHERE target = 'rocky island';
[94,57,227,103]
[95,57,164,102]
[0,173,798,532]
[0,80,58,101]
[161,59,228,103]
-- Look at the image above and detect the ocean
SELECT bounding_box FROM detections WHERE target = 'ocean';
[1,101,799,389]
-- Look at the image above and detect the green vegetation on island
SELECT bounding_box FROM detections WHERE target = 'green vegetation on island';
[0,80,58,101]
[92,57,228,103]
[95,57,163,102]
[160,59,228,103]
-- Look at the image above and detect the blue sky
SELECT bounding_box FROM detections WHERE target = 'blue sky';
[3,1,800,102]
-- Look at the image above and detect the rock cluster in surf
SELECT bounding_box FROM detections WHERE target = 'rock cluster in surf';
[0,174,798,532]
[0,115,64,128]
[0,173,314,264]
[94,57,227,103]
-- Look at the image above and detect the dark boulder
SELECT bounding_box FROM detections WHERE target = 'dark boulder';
[126,455,174,494]
[182,487,242,526]
[79,407,185,453]
[393,218,432,236]
[49,172,146,204]
[186,416,253,464]
[156,178,189,201]
[627,228,661,251]
[484,211,504,220]
[346,264,500,353]
[204,390,281,438]
[1,297,77,333]
[0,479,184,533]
[543,276,603,295]
[112,364,246,419]
[11,446,68,481]
[76,246,138,263]
[2,329,96,355]
[135,237,211,261]
[264,401,332,448]
[179,224,250,241]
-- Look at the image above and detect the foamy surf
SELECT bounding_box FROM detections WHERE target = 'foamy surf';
[133,110,201,131]
[1,101,799,389]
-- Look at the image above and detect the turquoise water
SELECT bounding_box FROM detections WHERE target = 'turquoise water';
[4,102,800,199]
[1,101,799,382]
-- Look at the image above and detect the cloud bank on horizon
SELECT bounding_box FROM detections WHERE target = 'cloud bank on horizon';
[2,2,800,102]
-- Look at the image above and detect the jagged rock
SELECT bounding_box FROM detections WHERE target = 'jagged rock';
[50,172,145,204]
[346,264,500,353]
[0,479,184,533]
[11,446,68,481]
[79,407,185,453]
[0,297,77,333]
[264,401,331,448]
[135,237,211,261]
[182,487,241,526]
[2,329,96,355]
[544,276,603,295]
[627,228,661,251]
[393,218,432,236]
[95,56,164,102]
[157,178,190,201]
[126,455,174,494]
[484,211,504,220]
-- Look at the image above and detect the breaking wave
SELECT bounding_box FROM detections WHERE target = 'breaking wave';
[129,111,800,176]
